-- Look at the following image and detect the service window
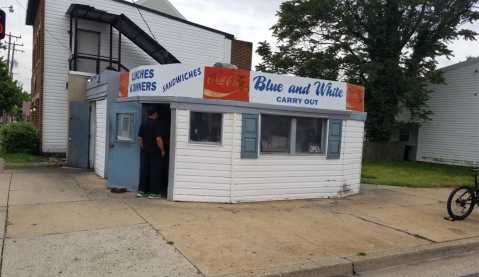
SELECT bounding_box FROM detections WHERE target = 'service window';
[189,112,223,144]
[117,113,135,142]
[295,117,323,154]
[260,114,326,155]
[261,114,291,153]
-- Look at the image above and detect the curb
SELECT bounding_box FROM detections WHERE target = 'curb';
[347,236,479,273]
[214,237,479,277]
[4,162,52,168]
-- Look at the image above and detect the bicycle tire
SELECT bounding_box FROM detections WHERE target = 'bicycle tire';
[447,185,476,220]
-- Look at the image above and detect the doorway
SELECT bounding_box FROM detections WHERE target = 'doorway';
[142,103,172,196]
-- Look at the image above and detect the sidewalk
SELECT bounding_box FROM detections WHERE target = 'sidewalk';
[0,168,478,277]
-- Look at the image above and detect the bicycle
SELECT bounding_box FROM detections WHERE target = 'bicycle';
[447,169,479,220]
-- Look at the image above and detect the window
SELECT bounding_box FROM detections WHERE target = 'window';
[399,128,410,142]
[76,29,100,73]
[261,114,326,155]
[189,112,222,143]
[261,115,291,153]
[295,117,323,154]
[117,113,135,142]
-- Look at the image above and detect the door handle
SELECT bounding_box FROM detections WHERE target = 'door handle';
[109,143,115,148]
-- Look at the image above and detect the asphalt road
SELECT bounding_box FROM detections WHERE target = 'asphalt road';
[351,252,479,277]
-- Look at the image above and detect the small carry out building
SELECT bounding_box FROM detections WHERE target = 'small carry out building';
[78,64,367,203]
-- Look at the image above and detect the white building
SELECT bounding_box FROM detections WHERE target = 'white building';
[392,58,479,166]
[80,64,367,203]
[25,0,251,154]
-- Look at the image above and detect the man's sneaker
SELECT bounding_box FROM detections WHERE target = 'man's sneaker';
[148,194,162,199]
[137,191,147,197]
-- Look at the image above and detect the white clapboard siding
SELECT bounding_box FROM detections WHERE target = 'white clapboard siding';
[171,111,364,203]
[43,0,232,153]
[416,60,479,166]
[172,110,233,202]
[232,115,350,203]
[94,99,107,178]
[342,120,365,196]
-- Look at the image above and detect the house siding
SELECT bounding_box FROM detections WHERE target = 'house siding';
[172,111,365,203]
[42,0,232,153]
[94,99,107,178]
[31,0,45,152]
[416,61,479,166]
[173,110,233,203]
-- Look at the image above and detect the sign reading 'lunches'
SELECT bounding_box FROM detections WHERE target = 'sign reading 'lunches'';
[119,64,365,112]
[126,64,204,98]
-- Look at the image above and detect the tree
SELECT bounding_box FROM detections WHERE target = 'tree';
[0,43,29,124]
[256,0,479,141]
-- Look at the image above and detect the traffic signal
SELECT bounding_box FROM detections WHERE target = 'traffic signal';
[0,10,5,40]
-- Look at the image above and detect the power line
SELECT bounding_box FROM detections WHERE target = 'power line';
[132,0,158,42]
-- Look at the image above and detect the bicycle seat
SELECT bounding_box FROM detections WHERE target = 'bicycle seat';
[469,169,479,173]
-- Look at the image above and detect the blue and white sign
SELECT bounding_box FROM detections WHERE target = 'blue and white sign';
[127,64,204,98]
[249,71,347,110]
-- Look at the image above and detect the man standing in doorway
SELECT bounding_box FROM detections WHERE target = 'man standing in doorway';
[137,106,166,199]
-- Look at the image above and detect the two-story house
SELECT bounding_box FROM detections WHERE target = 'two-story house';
[25,0,252,154]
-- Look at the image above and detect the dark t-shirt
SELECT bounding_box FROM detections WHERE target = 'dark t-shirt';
[138,118,163,149]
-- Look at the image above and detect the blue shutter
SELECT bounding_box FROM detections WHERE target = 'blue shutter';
[327,119,343,159]
[241,114,259,159]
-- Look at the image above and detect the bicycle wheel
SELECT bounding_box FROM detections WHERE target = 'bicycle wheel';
[447,185,476,220]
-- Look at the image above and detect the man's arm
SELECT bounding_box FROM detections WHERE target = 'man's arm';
[139,137,144,148]
[156,137,165,156]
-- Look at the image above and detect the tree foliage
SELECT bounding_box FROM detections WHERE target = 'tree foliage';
[0,43,29,118]
[256,0,479,141]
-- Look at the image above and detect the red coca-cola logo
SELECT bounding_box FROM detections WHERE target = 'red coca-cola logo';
[203,67,250,102]
[207,73,247,89]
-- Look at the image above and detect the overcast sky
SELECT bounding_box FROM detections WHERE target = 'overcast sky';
[2,0,478,94]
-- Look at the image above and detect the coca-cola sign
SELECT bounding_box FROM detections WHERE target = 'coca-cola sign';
[203,67,250,102]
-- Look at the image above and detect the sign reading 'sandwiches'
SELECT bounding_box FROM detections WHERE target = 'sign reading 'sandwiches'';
[121,64,365,112]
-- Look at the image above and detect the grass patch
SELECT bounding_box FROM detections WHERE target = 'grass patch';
[361,161,472,188]
[0,152,43,163]
[357,252,367,256]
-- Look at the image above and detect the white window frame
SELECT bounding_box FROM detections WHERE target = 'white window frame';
[187,110,224,146]
[259,113,328,156]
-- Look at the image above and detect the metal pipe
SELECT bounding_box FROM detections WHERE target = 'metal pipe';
[118,16,122,72]
[74,8,79,71]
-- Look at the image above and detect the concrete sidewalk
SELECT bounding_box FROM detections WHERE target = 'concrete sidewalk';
[0,168,478,277]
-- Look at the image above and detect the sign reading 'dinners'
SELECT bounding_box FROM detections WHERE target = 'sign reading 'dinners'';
[119,64,365,112]
[126,64,204,98]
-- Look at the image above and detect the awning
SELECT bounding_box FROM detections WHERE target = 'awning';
[66,4,180,65]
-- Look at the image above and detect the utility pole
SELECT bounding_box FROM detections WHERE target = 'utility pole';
[3,33,22,125]
[9,42,25,77]
[5,33,21,73]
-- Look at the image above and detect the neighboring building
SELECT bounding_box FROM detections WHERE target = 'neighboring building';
[22,101,32,117]
[391,58,479,166]
[135,0,186,19]
[25,0,252,154]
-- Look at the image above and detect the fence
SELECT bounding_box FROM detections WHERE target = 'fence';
[362,141,406,163]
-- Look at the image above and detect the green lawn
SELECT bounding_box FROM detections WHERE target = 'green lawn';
[361,161,473,188]
[0,152,44,163]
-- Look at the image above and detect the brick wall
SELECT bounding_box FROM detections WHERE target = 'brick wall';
[31,0,45,153]
[231,40,253,71]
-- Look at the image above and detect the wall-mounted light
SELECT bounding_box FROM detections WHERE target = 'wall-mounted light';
[33,108,37,112]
